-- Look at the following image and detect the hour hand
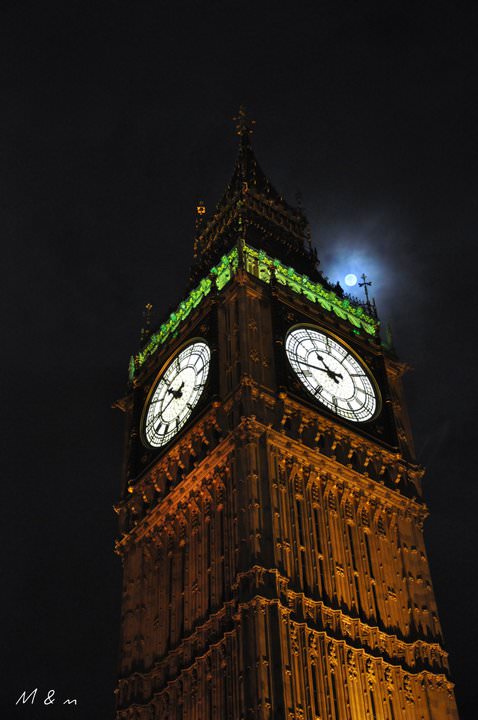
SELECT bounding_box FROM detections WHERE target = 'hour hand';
[315,352,342,382]
[326,369,343,383]
[167,381,185,399]
[316,352,332,371]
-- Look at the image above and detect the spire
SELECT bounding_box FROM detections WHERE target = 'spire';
[230,106,258,193]
[190,109,319,284]
[233,105,256,138]
[225,106,286,205]
[140,303,153,344]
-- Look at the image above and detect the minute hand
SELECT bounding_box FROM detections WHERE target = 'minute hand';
[298,359,343,383]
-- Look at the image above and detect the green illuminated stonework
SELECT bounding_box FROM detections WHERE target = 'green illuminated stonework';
[242,244,377,336]
[129,243,378,379]
[129,248,239,380]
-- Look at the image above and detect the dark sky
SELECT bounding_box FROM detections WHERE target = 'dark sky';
[2,1,477,718]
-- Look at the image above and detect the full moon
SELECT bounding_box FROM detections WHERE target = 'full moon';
[345,273,357,287]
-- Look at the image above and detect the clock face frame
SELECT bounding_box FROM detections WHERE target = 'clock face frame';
[142,339,211,448]
[285,325,381,423]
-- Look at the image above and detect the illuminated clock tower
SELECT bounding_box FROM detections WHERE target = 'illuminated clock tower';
[114,109,459,719]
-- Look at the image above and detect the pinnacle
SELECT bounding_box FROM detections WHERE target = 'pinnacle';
[233,105,256,138]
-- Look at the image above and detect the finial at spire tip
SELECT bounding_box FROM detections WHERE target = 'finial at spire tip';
[233,105,256,137]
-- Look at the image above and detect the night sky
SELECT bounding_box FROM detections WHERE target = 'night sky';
[2,2,477,718]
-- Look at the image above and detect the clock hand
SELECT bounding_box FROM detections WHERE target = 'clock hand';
[315,366,339,379]
[167,380,185,399]
[159,381,188,429]
[315,350,344,382]
[174,380,185,398]
[299,359,343,383]
[319,368,342,384]
[160,393,179,417]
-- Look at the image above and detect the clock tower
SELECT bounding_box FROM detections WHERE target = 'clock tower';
[114,110,459,719]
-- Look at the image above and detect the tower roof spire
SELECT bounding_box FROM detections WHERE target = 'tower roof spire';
[233,105,256,138]
[227,105,279,200]
[190,110,319,284]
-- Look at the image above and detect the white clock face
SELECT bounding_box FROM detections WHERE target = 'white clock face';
[143,341,211,448]
[285,327,379,423]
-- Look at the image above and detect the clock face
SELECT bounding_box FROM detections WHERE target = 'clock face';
[285,327,379,423]
[143,340,211,448]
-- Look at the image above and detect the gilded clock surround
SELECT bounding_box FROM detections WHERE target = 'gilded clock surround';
[114,114,459,719]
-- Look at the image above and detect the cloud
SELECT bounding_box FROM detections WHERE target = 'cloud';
[312,209,423,326]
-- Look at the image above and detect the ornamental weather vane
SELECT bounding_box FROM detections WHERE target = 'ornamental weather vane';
[358,272,377,315]
[358,273,372,305]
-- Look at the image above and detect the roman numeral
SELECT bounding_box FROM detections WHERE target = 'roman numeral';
[154,421,169,436]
